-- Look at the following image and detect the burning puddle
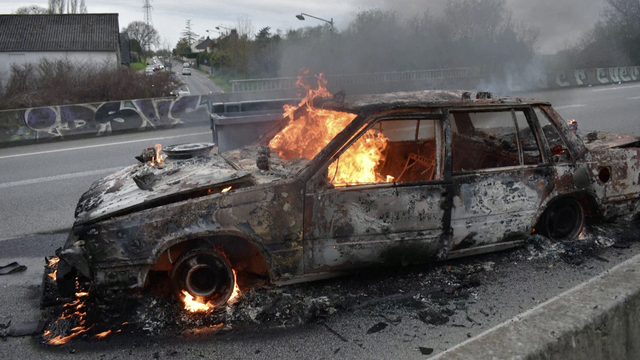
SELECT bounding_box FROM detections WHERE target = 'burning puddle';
[40,221,640,346]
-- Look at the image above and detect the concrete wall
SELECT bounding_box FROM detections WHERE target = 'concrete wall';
[431,253,640,360]
[545,66,640,89]
[0,95,211,147]
[0,51,119,85]
[226,66,640,94]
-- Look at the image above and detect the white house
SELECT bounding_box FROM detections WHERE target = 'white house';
[0,14,122,84]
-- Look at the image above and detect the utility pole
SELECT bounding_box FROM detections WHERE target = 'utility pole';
[143,0,153,26]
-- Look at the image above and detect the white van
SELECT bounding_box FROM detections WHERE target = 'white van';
[183,62,190,68]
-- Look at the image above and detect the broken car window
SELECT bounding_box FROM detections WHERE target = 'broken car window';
[533,107,572,163]
[451,110,522,171]
[327,119,440,187]
[514,111,543,165]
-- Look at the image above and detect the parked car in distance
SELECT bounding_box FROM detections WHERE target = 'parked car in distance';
[182,68,191,75]
[55,90,640,309]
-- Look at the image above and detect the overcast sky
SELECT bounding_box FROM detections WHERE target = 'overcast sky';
[1,0,605,53]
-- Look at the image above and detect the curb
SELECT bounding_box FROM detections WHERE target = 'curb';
[431,252,640,359]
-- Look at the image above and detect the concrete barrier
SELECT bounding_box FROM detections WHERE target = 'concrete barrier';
[431,252,640,360]
[0,95,213,147]
[0,90,308,148]
[546,66,640,89]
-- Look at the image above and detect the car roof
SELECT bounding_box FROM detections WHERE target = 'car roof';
[312,90,551,114]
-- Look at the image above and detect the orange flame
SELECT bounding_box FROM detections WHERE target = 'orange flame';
[182,291,214,313]
[94,330,112,338]
[150,144,165,167]
[181,269,240,312]
[47,257,59,281]
[228,270,240,303]
[269,70,387,186]
[43,282,93,345]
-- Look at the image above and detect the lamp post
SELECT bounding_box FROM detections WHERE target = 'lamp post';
[296,13,335,73]
[213,25,238,79]
[295,13,334,31]
[204,30,222,75]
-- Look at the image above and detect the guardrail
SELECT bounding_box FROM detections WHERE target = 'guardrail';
[230,68,470,92]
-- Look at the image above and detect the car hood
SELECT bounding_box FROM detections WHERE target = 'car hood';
[576,130,640,151]
[74,145,308,226]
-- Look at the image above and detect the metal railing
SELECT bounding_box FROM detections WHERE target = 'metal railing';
[230,68,470,92]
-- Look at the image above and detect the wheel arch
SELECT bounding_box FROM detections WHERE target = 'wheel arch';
[533,191,601,235]
[145,230,275,289]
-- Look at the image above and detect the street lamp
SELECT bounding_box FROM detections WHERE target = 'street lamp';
[211,25,238,79]
[215,25,232,34]
[295,13,334,31]
[205,29,222,37]
[296,13,335,73]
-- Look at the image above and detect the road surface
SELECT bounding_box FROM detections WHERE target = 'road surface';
[174,60,224,95]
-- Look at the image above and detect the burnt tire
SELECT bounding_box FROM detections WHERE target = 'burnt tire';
[540,198,584,241]
[170,248,234,307]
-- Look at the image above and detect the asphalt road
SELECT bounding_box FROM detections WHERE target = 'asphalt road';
[521,83,640,136]
[0,84,639,358]
[0,126,213,240]
[175,61,224,95]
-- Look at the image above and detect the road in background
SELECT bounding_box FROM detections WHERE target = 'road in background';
[175,60,224,95]
[520,83,640,135]
[0,125,212,240]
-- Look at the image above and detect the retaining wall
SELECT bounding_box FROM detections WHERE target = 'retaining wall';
[545,66,640,89]
[0,95,213,147]
[431,252,640,360]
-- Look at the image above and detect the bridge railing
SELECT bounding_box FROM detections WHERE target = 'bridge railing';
[229,68,470,92]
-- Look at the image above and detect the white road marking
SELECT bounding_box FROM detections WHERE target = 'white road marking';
[0,167,123,189]
[0,131,211,160]
[591,84,640,92]
[554,104,586,110]
[628,96,640,100]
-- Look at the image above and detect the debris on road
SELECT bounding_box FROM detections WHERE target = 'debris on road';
[0,261,27,275]
[0,320,44,337]
[419,347,435,355]
[366,322,388,334]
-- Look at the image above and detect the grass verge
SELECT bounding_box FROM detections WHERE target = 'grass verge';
[130,62,147,71]
[208,74,236,93]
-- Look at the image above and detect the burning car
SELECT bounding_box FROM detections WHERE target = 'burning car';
[55,86,640,310]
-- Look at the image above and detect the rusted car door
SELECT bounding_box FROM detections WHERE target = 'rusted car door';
[303,113,453,273]
[449,107,552,251]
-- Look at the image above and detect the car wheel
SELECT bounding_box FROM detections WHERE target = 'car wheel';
[540,198,584,241]
[170,247,234,306]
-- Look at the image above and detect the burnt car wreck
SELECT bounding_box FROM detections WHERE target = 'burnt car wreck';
[55,89,640,309]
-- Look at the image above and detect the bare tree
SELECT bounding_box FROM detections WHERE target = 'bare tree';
[575,0,640,67]
[14,5,49,14]
[48,0,87,14]
[124,21,160,53]
[235,15,255,39]
[48,0,65,14]
[181,20,199,45]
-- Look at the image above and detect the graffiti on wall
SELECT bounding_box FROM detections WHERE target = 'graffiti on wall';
[553,66,640,88]
[0,95,211,144]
